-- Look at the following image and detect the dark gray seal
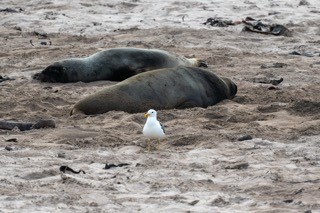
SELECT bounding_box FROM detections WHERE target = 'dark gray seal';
[33,48,207,83]
[70,66,237,115]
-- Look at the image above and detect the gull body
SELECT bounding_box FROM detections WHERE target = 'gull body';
[143,109,165,151]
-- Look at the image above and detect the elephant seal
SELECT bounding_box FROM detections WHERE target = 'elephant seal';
[70,66,237,115]
[33,48,207,83]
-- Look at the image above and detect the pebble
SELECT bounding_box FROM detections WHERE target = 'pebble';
[5,146,13,151]
[6,138,17,142]
[225,162,249,170]
[189,200,199,206]
[238,135,253,141]
[58,152,66,158]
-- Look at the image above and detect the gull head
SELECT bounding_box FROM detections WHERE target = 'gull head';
[144,109,157,118]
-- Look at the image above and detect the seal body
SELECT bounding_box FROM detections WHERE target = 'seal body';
[70,66,237,115]
[33,48,207,83]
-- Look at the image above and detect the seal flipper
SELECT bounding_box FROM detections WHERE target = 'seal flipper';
[187,58,208,68]
[197,59,208,68]
[110,66,137,81]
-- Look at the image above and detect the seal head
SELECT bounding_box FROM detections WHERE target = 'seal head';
[33,63,68,82]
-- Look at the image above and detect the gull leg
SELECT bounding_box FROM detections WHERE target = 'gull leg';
[157,139,160,151]
[147,139,151,152]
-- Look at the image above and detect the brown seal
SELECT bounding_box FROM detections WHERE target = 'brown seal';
[70,66,237,115]
[33,47,207,83]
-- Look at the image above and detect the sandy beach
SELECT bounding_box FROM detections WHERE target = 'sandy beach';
[0,0,320,212]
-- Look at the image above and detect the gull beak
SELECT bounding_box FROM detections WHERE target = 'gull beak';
[144,113,150,118]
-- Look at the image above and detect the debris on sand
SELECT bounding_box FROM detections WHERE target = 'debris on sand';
[242,17,292,36]
[224,162,249,170]
[0,119,56,131]
[258,78,284,86]
[250,77,283,86]
[60,166,86,174]
[203,16,292,36]
[5,146,13,151]
[57,152,66,158]
[260,62,287,69]
[289,44,320,57]
[298,0,310,6]
[0,8,23,13]
[33,30,48,38]
[6,138,18,142]
[268,86,281,90]
[289,51,319,57]
[203,17,238,27]
[238,135,253,141]
[0,75,15,83]
[104,163,130,170]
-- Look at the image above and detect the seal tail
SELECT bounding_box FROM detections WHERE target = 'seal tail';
[70,107,78,116]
